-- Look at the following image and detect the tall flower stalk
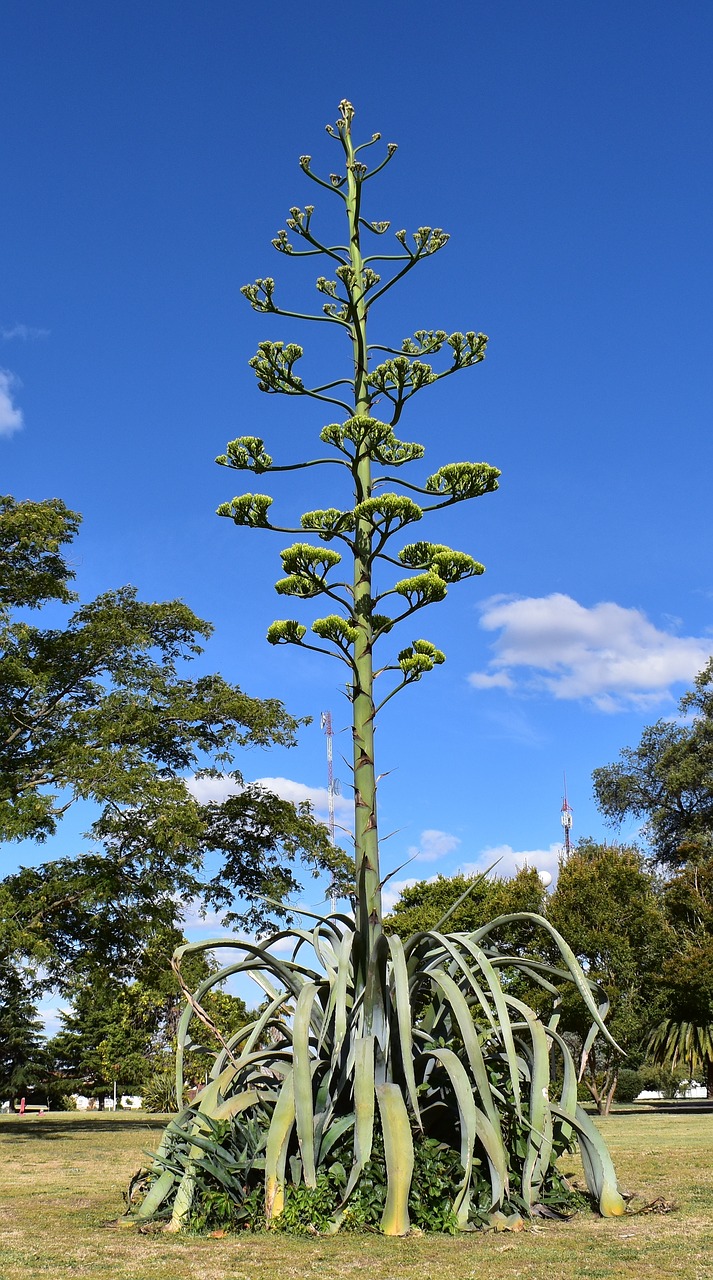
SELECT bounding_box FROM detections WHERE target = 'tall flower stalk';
[219,99,497,950]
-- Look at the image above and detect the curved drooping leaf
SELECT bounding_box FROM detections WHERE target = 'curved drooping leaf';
[129,909,625,1233]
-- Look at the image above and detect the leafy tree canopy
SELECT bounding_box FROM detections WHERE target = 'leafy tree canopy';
[593,661,713,867]
[384,865,545,947]
[1,496,351,983]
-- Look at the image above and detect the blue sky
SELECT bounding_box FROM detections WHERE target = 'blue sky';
[3,0,713,956]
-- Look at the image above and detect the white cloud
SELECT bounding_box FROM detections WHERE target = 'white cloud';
[382,843,564,913]
[0,370,23,438]
[185,774,242,804]
[382,875,436,914]
[185,773,352,821]
[460,842,563,884]
[1,323,49,340]
[407,828,461,863]
[469,593,712,710]
[252,776,352,817]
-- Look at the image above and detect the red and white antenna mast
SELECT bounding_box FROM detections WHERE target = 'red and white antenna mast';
[560,774,573,857]
[320,711,337,911]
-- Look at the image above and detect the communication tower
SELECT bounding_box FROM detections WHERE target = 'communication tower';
[560,776,573,857]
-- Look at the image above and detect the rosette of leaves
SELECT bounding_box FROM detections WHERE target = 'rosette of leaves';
[126,893,626,1235]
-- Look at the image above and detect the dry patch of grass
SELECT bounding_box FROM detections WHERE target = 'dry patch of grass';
[1,1106,712,1279]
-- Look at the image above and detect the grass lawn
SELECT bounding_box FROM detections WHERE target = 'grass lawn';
[0,1104,712,1280]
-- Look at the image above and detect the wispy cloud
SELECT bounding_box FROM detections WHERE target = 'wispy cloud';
[382,841,562,913]
[407,828,461,863]
[186,773,351,819]
[1,323,50,340]
[469,593,712,711]
[460,842,562,884]
[382,875,436,914]
[0,370,23,438]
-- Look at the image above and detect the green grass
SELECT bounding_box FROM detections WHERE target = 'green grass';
[1,1105,712,1279]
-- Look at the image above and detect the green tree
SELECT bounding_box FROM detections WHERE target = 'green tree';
[0,959,47,1108]
[646,860,713,1096]
[48,946,253,1105]
[1,495,350,981]
[593,669,713,1097]
[593,661,713,868]
[546,841,668,1113]
[385,865,546,947]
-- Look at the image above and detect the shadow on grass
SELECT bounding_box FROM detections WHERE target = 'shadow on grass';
[585,1099,713,1118]
[0,1114,169,1140]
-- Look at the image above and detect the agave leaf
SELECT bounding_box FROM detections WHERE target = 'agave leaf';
[212,1088,261,1122]
[124,1167,176,1222]
[265,1069,296,1223]
[293,982,319,1187]
[550,1104,626,1217]
[426,1047,477,1227]
[318,1111,356,1164]
[544,1025,578,1144]
[427,966,504,1141]
[472,914,622,1053]
[375,1082,414,1236]
[431,857,502,931]
[364,932,391,1060]
[387,934,422,1126]
[342,1034,376,1204]
[472,1106,509,1210]
[411,932,523,1120]
[506,997,552,1206]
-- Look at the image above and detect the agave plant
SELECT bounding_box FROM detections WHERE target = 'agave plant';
[127,101,627,1233]
[128,880,625,1233]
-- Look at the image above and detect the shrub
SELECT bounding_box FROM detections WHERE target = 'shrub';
[614,1069,642,1103]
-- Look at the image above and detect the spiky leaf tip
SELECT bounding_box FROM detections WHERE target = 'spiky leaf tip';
[216,494,273,527]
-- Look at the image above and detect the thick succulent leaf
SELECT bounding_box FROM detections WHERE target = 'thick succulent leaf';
[427,966,504,1141]
[472,1105,509,1210]
[125,1167,176,1221]
[550,1104,626,1217]
[430,933,524,1119]
[265,1070,296,1223]
[375,1082,414,1236]
[471,913,622,1053]
[387,934,421,1125]
[293,982,319,1187]
[342,1034,376,1204]
[506,997,552,1206]
[426,1047,477,1227]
